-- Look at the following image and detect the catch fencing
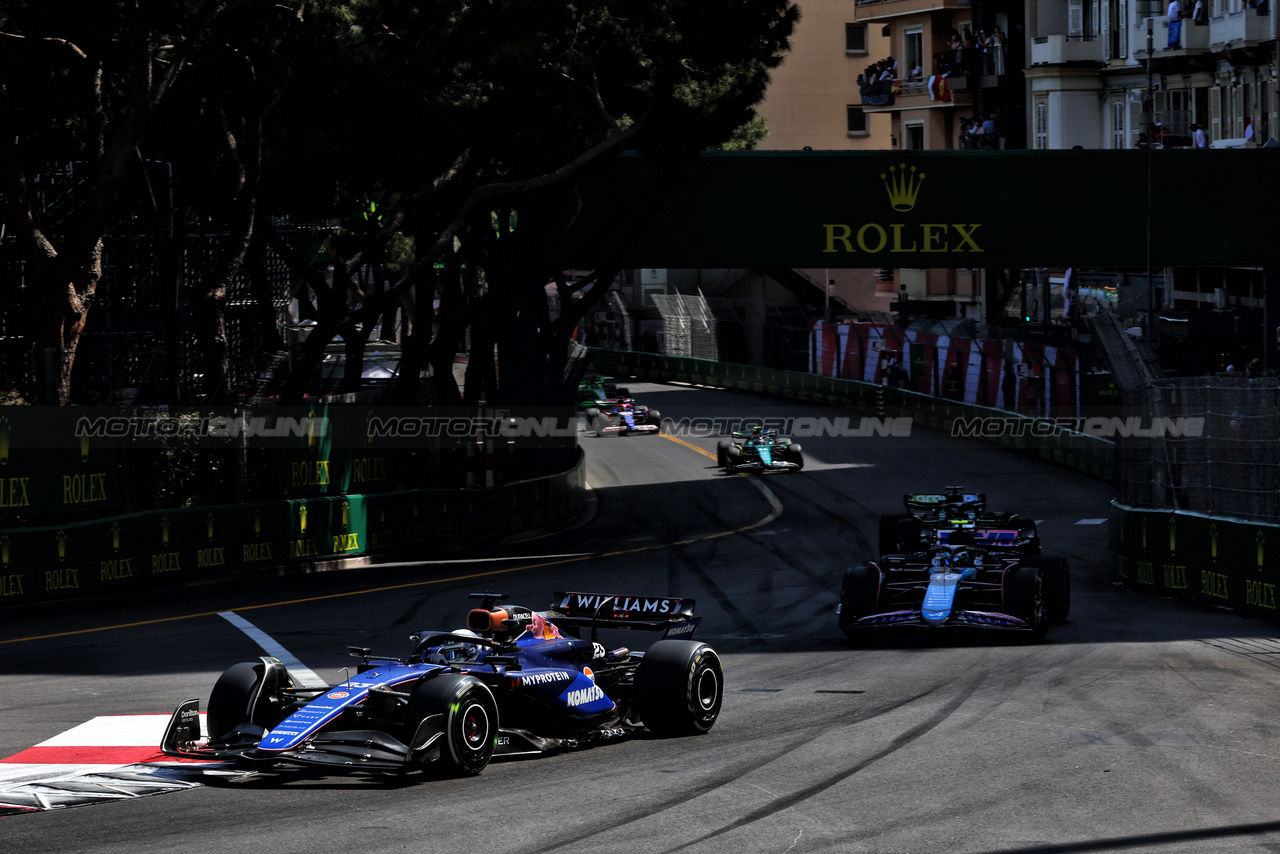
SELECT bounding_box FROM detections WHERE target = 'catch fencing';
[1115,374,1280,522]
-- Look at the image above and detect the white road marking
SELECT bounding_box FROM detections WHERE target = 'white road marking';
[1076,519,1108,525]
[218,612,328,689]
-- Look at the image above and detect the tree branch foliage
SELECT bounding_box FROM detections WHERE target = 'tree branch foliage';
[0,0,797,405]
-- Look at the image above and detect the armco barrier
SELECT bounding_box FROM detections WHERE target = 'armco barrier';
[1109,502,1280,620]
[592,349,1114,481]
[0,448,586,607]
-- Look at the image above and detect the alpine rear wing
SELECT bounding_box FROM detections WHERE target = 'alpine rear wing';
[548,591,701,640]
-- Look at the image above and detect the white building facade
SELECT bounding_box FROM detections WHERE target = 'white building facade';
[1026,0,1276,149]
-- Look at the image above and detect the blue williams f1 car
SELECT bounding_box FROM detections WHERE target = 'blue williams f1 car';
[161,591,722,777]
[836,536,1069,643]
[878,486,1040,555]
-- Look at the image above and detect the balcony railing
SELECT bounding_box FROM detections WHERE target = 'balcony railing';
[1209,10,1271,47]
[852,0,971,18]
[1135,15,1212,57]
[1030,34,1105,65]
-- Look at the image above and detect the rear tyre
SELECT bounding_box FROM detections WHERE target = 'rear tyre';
[838,566,881,642]
[1026,556,1071,622]
[647,409,662,433]
[406,675,498,776]
[634,641,723,736]
[724,444,742,473]
[206,659,294,741]
[1004,566,1050,642]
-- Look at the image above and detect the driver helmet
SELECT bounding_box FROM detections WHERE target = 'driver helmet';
[425,629,482,665]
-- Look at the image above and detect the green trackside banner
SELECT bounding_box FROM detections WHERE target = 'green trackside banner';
[1110,502,1280,619]
[556,150,1280,269]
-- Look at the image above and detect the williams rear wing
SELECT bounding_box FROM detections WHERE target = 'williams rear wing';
[548,591,701,639]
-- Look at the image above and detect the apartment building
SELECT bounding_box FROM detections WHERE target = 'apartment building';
[1027,0,1276,150]
[754,1,894,150]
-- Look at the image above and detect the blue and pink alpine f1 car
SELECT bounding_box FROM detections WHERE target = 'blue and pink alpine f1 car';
[836,538,1070,642]
[161,591,722,777]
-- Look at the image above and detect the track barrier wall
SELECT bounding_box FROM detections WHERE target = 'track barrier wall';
[1109,502,1280,620]
[0,448,586,607]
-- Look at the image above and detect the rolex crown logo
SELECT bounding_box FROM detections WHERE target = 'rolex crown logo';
[881,163,925,212]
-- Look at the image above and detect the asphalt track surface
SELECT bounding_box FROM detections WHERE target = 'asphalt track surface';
[5,381,1280,853]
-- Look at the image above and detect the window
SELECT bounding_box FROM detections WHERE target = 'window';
[904,30,924,79]
[847,106,869,136]
[1156,89,1192,139]
[1113,101,1127,149]
[904,123,925,150]
[845,23,868,55]
[1035,100,1049,149]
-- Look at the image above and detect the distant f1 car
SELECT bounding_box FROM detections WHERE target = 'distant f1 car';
[716,425,804,473]
[161,590,722,777]
[836,537,1069,642]
[585,398,662,436]
[576,376,630,412]
[878,487,1039,555]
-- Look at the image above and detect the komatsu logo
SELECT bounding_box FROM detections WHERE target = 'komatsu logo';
[566,685,606,707]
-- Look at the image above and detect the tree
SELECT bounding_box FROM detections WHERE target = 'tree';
[259,0,799,404]
[0,1,229,404]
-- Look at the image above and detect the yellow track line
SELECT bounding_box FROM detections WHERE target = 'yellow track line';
[2,433,776,646]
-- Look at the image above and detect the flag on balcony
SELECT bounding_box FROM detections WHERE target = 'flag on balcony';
[928,73,951,102]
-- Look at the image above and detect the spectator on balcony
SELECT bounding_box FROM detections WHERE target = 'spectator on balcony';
[1152,121,1165,146]
[1192,123,1207,149]
[1136,131,1150,148]
[1192,0,1207,22]
[981,113,998,149]
[987,27,1008,74]
[1167,0,1184,48]
[908,61,923,80]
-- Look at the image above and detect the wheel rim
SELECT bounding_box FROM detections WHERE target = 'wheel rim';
[696,666,720,711]
[460,701,491,752]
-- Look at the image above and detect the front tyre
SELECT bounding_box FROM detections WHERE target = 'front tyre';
[634,641,723,736]
[406,675,498,776]
[717,439,732,468]
[206,659,295,742]
[838,566,882,642]
[1004,566,1050,642]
